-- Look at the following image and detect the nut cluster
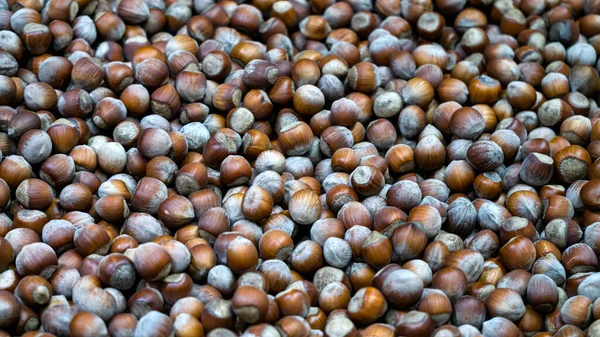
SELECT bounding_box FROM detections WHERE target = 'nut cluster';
[1,0,600,336]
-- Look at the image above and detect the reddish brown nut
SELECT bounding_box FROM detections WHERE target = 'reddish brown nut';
[133,242,172,281]
[0,290,20,329]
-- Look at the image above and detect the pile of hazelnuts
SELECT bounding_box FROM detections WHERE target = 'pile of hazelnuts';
[2,0,600,335]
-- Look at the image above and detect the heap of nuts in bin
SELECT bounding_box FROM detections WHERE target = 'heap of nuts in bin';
[5,0,600,336]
